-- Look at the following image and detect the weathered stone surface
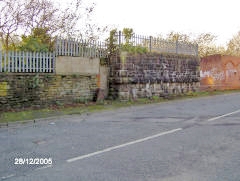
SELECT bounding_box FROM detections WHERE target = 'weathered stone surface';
[0,74,97,112]
[109,52,200,100]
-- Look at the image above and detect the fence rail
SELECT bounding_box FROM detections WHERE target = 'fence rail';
[0,33,198,73]
[0,38,108,73]
[55,38,108,58]
[0,51,55,73]
[115,31,198,56]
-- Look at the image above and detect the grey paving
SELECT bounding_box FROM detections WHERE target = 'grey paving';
[1,93,240,181]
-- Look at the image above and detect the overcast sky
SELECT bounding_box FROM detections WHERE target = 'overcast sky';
[90,0,240,46]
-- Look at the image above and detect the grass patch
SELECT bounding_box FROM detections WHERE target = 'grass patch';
[1,89,240,123]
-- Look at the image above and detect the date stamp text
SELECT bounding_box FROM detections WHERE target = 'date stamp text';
[14,158,52,165]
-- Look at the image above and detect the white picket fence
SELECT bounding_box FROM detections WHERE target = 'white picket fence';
[0,39,107,73]
[0,51,55,73]
[55,38,108,58]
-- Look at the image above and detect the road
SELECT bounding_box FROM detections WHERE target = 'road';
[1,93,240,181]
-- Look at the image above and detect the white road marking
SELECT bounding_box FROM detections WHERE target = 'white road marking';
[67,128,182,163]
[207,109,240,122]
[66,109,240,163]
[1,174,15,180]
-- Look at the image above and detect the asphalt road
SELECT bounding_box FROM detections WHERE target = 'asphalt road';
[1,93,240,181]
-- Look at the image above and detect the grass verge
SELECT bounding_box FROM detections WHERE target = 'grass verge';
[1,89,240,123]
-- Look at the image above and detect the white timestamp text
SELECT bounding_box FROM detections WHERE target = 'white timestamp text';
[14,158,52,165]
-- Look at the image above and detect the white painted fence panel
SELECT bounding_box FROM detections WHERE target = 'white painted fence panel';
[0,51,55,73]
[55,38,107,58]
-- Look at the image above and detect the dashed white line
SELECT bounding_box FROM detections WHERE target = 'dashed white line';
[1,166,52,180]
[1,174,15,180]
[67,128,182,163]
[207,109,240,122]
[67,109,240,163]
[3,108,240,179]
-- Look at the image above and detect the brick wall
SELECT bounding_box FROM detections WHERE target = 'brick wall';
[200,54,240,90]
[0,74,97,112]
[109,52,200,100]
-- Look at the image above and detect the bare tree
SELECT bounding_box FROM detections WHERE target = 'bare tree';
[166,31,226,57]
[0,0,98,51]
[0,0,25,50]
[195,33,226,57]
[23,0,58,33]
[166,31,192,43]
[226,31,240,56]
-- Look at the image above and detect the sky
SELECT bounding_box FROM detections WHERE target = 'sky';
[90,0,240,46]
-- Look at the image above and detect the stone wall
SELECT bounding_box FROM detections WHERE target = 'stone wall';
[109,52,200,100]
[0,74,97,112]
[200,54,240,90]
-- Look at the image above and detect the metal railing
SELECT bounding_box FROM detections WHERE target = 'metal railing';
[0,32,199,73]
[115,31,198,56]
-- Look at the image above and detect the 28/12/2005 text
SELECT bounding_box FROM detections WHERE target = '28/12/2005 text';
[14,158,52,165]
